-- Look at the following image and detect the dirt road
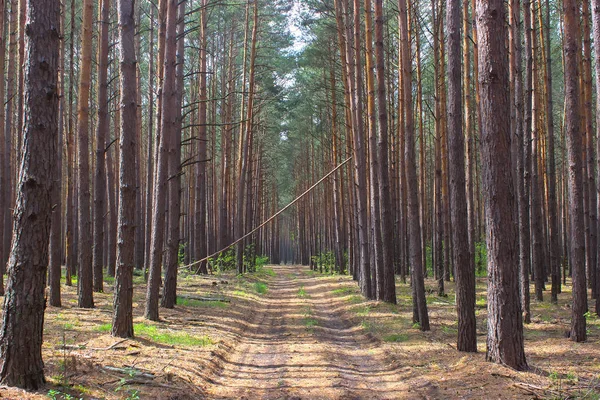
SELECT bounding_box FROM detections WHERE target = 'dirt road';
[206,265,416,400]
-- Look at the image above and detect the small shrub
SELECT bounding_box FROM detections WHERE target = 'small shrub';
[254,282,268,294]
[297,286,307,298]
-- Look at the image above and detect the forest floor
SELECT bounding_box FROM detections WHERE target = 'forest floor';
[0,265,599,399]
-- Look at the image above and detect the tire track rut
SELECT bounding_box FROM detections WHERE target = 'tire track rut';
[206,265,411,399]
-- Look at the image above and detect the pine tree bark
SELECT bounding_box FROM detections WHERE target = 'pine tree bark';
[591,0,600,315]
[0,0,7,295]
[364,0,385,300]
[530,5,544,301]
[236,0,258,274]
[563,0,587,342]
[511,0,530,320]
[0,0,59,386]
[48,7,65,307]
[76,0,95,308]
[521,0,533,323]
[543,0,560,304]
[93,0,111,293]
[374,0,396,303]
[146,0,176,321]
[399,0,429,330]
[112,0,138,338]
[582,0,597,300]
[3,0,18,270]
[447,0,476,352]
[161,0,185,308]
[476,0,527,370]
[65,0,76,285]
[144,5,155,277]
[195,0,208,274]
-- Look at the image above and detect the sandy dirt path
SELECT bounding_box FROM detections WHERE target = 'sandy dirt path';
[206,265,416,400]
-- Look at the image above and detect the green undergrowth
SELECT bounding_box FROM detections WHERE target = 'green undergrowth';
[176,296,229,308]
[383,333,409,343]
[303,306,318,330]
[94,323,213,346]
[332,286,355,296]
[254,281,268,294]
[297,286,308,298]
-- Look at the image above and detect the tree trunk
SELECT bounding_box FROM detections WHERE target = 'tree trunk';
[521,0,533,323]
[93,0,111,293]
[530,5,544,301]
[0,0,7,296]
[3,0,18,271]
[76,0,95,309]
[364,0,384,300]
[399,0,429,331]
[563,0,587,342]
[161,0,185,308]
[374,0,396,303]
[48,3,65,307]
[476,0,527,370]
[111,0,138,338]
[0,0,59,386]
[447,0,476,352]
[582,0,597,301]
[591,0,600,316]
[544,0,559,305]
[195,0,208,274]
[145,0,176,321]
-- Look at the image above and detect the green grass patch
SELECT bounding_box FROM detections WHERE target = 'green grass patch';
[104,274,115,285]
[62,323,75,330]
[133,323,213,347]
[232,289,252,298]
[361,320,375,332]
[475,296,486,308]
[304,317,318,328]
[302,306,318,329]
[347,294,364,304]
[384,333,409,342]
[332,287,355,296]
[62,275,78,285]
[259,267,276,277]
[355,305,371,317]
[297,286,307,298]
[95,323,112,333]
[441,325,457,335]
[254,281,268,294]
[176,296,228,308]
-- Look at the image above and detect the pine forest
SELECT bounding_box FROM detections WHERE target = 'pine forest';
[0,0,598,398]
